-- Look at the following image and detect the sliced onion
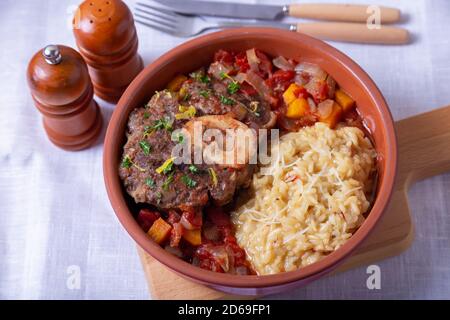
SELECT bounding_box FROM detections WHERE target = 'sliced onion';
[294,73,308,86]
[235,266,249,275]
[246,48,260,72]
[307,98,317,113]
[234,72,247,83]
[304,79,322,99]
[273,56,294,71]
[225,245,236,274]
[317,99,334,118]
[295,62,327,81]
[245,70,272,100]
[326,75,336,98]
[180,214,196,230]
[210,246,229,272]
[170,222,183,247]
[208,62,232,80]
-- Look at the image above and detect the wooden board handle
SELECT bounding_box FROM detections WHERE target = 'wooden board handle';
[396,105,450,186]
[297,22,409,44]
[289,3,401,24]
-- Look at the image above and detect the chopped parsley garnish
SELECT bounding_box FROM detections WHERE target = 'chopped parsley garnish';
[219,72,228,80]
[189,165,199,174]
[144,117,173,136]
[189,71,198,79]
[162,173,174,190]
[156,157,176,175]
[143,112,150,119]
[227,82,240,94]
[199,90,210,98]
[200,75,211,84]
[219,72,240,94]
[153,117,173,131]
[139,140,151,155]
[163,162,174,174]
[182,93,191,102]
[121,156,132,169]
[190,71,210,84]
[145,177,156,188]
[155,192,162,204]
[174,132,185,144]
[121,155,145,172]
[220,95,234,105]
[181,175,197,188]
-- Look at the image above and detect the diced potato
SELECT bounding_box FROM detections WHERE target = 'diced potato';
[147,218,172,244]
[283,83,301,105]
[182,229,202,246]
[286,98,309,119]
[167,74,188,92]
[335,89,355,113]
[319,102,343,128]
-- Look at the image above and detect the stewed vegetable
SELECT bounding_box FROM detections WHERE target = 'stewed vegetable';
[123,48,364,275]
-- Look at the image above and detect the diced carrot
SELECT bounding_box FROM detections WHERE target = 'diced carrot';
[319,102,343,128]
[137,209,160,232]
[182,229,202,246]
[335,89,355,113]
[283,83,301,105]
[147,218,172,245]
[286,98,309,119]
[167,74,188,92]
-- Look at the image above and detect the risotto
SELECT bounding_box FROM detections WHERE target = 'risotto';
[231,122,377,275]
[122,48,378,275]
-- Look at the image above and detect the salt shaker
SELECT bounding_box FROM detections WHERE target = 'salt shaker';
[27,45,103,151]
[73,0,144,103]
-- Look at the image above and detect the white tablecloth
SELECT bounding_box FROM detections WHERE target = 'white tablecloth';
[1,0,450,299]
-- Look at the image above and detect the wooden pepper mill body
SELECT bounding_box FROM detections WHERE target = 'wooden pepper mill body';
[73,0,144,103]
[27,45,103,151]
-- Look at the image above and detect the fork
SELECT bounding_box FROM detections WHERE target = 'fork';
[134,3,291,37]
[134,3,409,44]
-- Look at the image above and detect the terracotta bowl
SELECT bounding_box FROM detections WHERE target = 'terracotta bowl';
[103,28,397,296]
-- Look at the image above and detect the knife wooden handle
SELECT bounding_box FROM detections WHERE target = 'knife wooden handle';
[289,3,401,24]
[297,22,409,45]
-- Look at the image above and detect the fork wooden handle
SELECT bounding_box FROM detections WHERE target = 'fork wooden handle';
[297,22,410,44]
[289,4,401,24]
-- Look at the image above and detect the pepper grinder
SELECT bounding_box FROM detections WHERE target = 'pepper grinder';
[73,0,144,103]
[27,45,103,151]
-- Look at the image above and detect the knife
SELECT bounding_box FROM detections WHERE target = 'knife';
[152,0,401,24]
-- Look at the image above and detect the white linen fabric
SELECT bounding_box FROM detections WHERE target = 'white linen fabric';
[0,0,449,299]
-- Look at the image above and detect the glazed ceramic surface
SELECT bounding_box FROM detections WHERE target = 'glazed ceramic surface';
[27,45,102,151]
[103,28,397,295]
[73,0,143,103]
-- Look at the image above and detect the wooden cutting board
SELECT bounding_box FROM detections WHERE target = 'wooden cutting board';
[138,105,450,300]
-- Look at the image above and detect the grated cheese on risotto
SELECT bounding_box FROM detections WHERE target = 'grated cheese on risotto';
[231,122,377,275]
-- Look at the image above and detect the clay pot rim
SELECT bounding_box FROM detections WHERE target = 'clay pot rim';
[103,28,397,289]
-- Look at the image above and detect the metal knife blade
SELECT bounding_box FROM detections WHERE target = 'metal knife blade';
[151,0,286,20]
